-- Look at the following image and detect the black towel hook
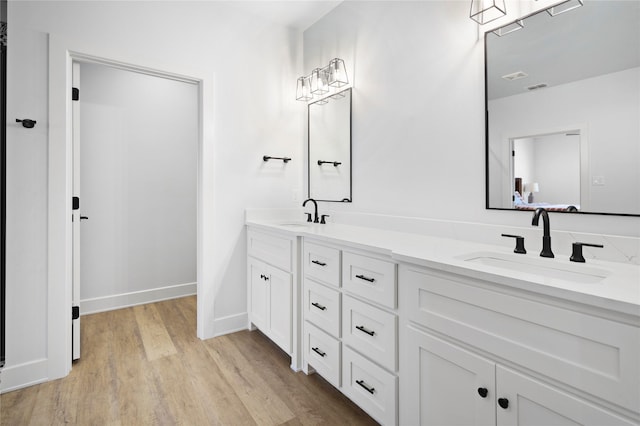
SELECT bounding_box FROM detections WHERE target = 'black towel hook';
[16,119,36,129]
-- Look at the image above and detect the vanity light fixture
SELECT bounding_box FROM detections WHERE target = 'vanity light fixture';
[546,0,583,17]
[296,75,313,101]
[310,67,329,95]
[470,0,506,25]
[296,58,349,103]
[492,19,524,37]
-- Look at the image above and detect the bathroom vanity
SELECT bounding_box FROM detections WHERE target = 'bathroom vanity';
[246,219,640,425]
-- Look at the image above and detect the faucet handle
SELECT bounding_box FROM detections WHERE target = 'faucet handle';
[320,214,330,224]
[305,213,313,223]
[570,242,604,263]
[501,234,526,254]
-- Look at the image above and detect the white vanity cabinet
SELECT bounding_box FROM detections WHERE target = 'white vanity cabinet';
[302,238,399,426]
[247,227,300,369]
[399,263,640,426]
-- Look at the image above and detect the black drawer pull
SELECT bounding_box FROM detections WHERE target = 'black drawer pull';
[355,274,375,283]
[356,379,375,394]
[311,260,327,266]
[311,302,327,311]
[311,347,326,357]
[260,274,269,281]
[477,387,488,398]
[498,398,509,409]
[355,325,375,336]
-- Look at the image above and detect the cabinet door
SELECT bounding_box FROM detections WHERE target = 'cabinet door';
[400,326,495,426]
[249,259,268,331]
[496,366,637,426]
[268,265,292,354]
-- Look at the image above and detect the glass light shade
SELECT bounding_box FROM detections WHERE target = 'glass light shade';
[296,75,313,101]
[470,0,506,25]
[546,0,583,17]
[327,58,348,88]
[310,68,329,95]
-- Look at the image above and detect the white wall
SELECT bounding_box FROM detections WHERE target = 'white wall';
[304,1,640,237]
[79,62,197,312]
[3,1,303,391]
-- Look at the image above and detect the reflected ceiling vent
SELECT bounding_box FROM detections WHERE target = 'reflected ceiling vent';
[526,83,548,91]
[502,71,528,81]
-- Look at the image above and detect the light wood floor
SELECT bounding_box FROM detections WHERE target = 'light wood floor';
[0,296,378,425]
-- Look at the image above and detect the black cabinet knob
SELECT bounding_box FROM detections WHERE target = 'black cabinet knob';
[477,387,488,398]
[498,398,509,409]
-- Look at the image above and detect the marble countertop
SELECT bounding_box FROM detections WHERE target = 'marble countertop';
[246,219,640,318]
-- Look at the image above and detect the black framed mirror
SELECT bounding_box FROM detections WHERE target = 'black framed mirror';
[308,88,352,202]
[1,0,7,368]
[485,1,640,216]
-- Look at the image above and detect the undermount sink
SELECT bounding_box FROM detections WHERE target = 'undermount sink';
[276,222,315,228]
[458,252,610,284]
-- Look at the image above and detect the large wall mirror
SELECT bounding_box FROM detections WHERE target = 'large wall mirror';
[486,1,639,216]
[308,88,352,202]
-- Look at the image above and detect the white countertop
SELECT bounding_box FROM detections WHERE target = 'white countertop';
[247,219,640,318]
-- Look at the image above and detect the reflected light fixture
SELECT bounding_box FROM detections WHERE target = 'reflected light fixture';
[547,0,583,16]
[296,58,349,103]
[492,19,524,37]
[470,0,506,25]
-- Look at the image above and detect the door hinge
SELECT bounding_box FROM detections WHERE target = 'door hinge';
[72,196,80,210]
[72,87,80,101]
[72,306,80,320]
[512,150,515,157]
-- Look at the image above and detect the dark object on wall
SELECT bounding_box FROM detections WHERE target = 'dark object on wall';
[263,155,291,163]
[1,0,8,369]
[16,118,36,128]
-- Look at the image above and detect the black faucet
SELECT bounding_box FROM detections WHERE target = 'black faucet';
[531,208,554,258]
[303,198,319,223]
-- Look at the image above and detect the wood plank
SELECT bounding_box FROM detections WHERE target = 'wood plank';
[205,334,296,425]
[0,296,376,426]
[133,303,177,361]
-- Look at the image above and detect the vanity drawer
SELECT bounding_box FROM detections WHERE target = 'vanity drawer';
[342,346,397,426]
[342,251,396,309]
[400,264,640,414]
[305,322,341,388]
[342,295,397,372]
[247,229,293,272]
[304,278,341,337]
[303,241,341,287]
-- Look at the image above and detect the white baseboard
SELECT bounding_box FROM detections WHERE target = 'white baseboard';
[0,358,48,393]
[213,312,248,337]
[81,282,197,315]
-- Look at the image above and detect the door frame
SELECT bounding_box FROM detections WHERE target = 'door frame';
[48,34,215,380]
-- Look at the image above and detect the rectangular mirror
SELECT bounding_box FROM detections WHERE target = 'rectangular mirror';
[308,88,352,202]
[486,1,640,215]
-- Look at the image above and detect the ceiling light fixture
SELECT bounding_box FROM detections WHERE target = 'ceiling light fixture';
[470,0,506,25]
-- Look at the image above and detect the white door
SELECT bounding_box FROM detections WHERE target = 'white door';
[71,61,82,360]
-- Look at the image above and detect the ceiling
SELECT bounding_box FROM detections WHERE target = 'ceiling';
[226,0,343,31]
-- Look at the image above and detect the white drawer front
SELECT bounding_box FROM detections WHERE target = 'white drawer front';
[343,251,396,309]
[247,229,292,272]
[304,278,341,337]
[342,346,397,426]
[305,322,341,388]
[304,241,341,287]
[400,264,640,414]
[343,295,397,372]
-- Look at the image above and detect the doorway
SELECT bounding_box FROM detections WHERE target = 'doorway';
[71,61,198,360]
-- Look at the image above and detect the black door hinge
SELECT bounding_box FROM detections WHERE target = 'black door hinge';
[72,196,79,210]
[72,306,80,320]
[512,150,515,157]
[72,87,79,101]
